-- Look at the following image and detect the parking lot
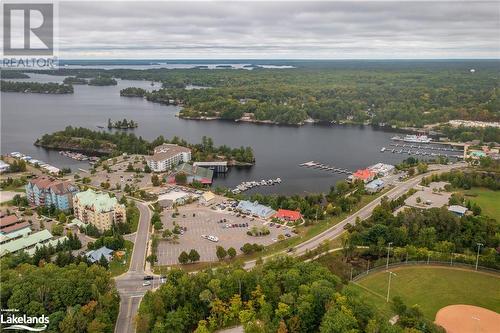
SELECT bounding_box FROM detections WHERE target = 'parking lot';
[157,204,292,265]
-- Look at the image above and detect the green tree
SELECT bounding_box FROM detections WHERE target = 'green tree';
[227,247,237,259]
[178,251,189,264]
[188,249,200,263]
[216,246,227,261]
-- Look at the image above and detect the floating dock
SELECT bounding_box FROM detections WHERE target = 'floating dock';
[299,161,352,174]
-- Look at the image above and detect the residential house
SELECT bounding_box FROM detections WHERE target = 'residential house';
[86,246,114,263]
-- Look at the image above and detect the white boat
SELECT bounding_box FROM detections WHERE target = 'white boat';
[402,134,432,143]
[381,147,386,152]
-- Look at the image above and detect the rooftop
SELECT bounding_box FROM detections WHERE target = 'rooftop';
[0,215,19,228]
[176,163,214,182]
[75,189,121,213]
[0,221,30,234]
[0,229,53,257]
[86,246,114,263]
[28,176,78,195]
[274,209,302,221]
[237,200,276,219]
[147,144,191,162]
[448,205,468,214]
[352,169,375,180]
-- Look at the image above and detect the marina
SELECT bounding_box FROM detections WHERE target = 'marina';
[232,178,282,194]
[299,161,353,174]
[379,146,463,159]
[9,152,61,174]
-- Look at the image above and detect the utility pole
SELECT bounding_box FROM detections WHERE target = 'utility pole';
[450,253,454,266]
[386,271,397,302]
[386,242,393,270]
[475,243,483,271]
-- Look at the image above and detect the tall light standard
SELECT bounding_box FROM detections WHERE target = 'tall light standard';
[386,271,397,302]
[475,243,483,270]
[386,242,393,270]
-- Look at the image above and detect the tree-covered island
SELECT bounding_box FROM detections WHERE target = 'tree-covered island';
[88,76,118,86]
[0,80,74,94]
[120,87,147,97]
[35,126,255,164]
[108,118,138,129]
[63,76,88,85]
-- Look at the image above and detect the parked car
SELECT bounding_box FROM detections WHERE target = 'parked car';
[142,281,151,286]
[143,275,153,280]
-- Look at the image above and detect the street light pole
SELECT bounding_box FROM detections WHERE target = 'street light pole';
[386,271,397,302]
[386,242,393,270]
[475,243,483,271]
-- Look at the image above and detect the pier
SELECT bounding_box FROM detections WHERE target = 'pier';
[232,178,282,194]
[299,161,353,174]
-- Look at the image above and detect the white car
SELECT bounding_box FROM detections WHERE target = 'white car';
[142,281,151,286]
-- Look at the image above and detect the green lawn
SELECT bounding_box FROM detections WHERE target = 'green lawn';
[109,240,134,276]
[463,188,500,219]
[355,266,500,320]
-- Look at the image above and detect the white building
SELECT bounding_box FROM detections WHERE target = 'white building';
[146,144,191,172]
[0,160,10,173]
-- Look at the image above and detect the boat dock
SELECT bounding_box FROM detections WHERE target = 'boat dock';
[299,161,352,174]
[232,178,282,194]
[380,147,463,159]
[389,143,461,152]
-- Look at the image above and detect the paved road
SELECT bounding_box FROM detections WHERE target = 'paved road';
[114,201,152,333]
[243,163,465,269]
[113,162,464,332]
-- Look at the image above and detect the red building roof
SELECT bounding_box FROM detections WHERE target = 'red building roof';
[0,215,19,228]
[352,169,375,181]
[274,209,302,221]
[0,221,30,234]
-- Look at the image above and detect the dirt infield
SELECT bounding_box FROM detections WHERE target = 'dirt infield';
[435,305,500,333]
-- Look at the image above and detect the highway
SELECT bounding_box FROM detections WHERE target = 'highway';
[114,201,152,333]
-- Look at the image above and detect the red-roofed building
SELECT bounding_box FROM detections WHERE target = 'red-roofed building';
[0,215,19,229]
[348,169,375,183]
[273,209,303,222]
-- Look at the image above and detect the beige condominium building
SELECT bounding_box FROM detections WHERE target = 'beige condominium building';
[146,144,192,172]
[73,189,126,232]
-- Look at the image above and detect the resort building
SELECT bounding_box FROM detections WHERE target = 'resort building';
[168,163,214,185]
[25,177,79,211]
[73,189,126,232]
[348,169,375,183]
[273,209,303,222]
[146,144,192,172]
[236,200,276,219]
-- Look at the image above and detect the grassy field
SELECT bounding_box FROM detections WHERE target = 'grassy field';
[463,188,500,219]
[354,266,500,320]
[109,240,134,277]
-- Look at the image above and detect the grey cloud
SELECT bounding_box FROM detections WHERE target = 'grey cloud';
[56,1,500,59]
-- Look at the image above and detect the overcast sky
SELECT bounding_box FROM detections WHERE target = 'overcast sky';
[56,1,500,59]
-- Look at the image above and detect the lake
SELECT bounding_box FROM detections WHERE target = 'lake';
[1,73,409,194]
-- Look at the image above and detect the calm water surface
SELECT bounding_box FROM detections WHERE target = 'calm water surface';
[1,74,407,194]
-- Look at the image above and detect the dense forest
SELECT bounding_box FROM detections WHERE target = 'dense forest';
[26,60,500,126]
[35,127,255,163]
[0,262,120,333]
[437,125,500,143]
[0,80,74,94]
[136,256,443,333]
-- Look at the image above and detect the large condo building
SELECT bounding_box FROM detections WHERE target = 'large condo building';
[73,189,126,232]
[25,177,79,211]
[146,144,191,172]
